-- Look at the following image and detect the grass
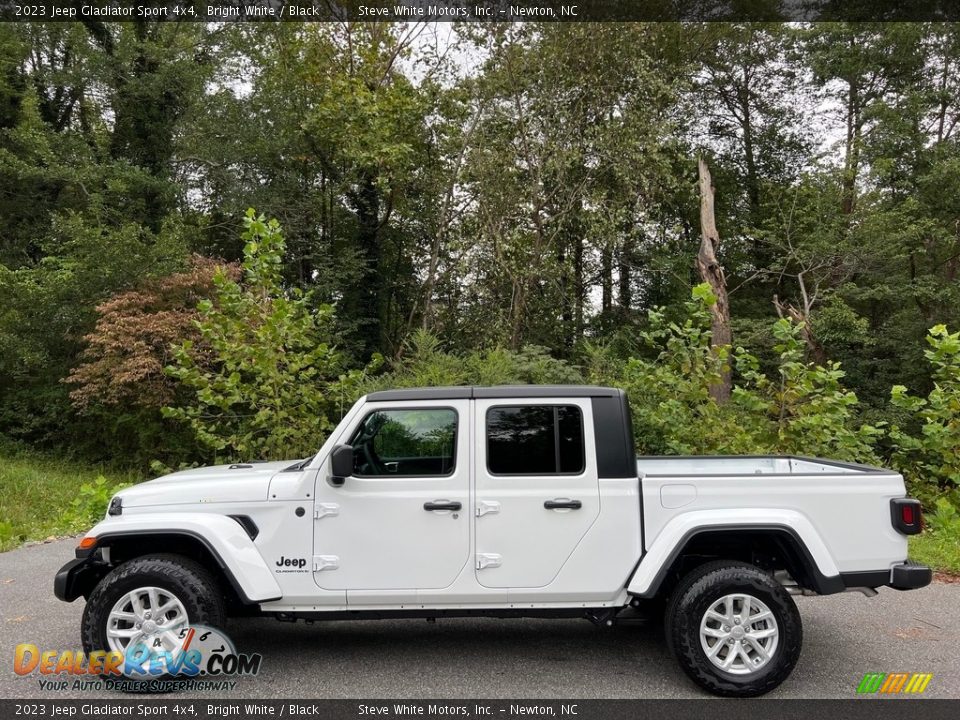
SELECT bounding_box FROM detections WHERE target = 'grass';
[910,531,960,576]
[0,452,141,552]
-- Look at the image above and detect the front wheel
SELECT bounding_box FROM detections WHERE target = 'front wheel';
[665,560,802,697]
[81,553,226,682]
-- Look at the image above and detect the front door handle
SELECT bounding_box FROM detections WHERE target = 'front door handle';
[424,500,462,511]
[544,498,582,510]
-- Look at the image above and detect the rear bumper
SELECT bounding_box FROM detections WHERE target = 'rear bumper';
[889,560,932,590]
[839,560,932,592]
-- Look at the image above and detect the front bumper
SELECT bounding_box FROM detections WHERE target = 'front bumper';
[53,556,109,602]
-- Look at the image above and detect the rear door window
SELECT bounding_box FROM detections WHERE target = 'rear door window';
[486,405,584,475]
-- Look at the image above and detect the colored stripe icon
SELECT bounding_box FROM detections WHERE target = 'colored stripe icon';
[857,673,933,694]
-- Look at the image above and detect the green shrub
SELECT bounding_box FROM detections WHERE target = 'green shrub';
[909,496,960,574]
[164,210,345,462]
[753,319,882,462]
[61,476,132,531]
[588,284,881,462]
[363,329,582,392]
[587,289,760,455]
[889,325,960,505]
[926,496,960,535]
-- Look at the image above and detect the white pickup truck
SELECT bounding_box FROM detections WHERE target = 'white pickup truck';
[55,386,931,696]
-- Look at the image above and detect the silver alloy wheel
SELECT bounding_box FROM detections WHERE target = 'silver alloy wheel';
[699,593,779,675]
[105,586,189,656]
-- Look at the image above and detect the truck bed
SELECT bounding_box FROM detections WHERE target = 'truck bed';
[633,454,906,577]
[636,455,894,477]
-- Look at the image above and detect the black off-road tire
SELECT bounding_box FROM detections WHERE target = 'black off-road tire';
[81,553,226,684]
[664,560,802,697]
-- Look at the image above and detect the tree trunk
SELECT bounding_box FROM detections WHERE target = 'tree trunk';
[618,231,634,313]
[740,67,761,221]
[696,157,733,403]
[558,237,574,354]
[841,74,861,215]
[601,242,613,313]
[509,281,527,351]
[739,64,766,269]
[344,174,383,360]
[574,235,584,342]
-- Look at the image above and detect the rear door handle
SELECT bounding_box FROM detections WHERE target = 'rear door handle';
[544,499,582,510]
[424,500,462,511]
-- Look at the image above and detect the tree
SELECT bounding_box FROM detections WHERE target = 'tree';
[0,21,212,450]
[694,24,811,230]
[760,173,857,365]
[3,20,960,518]
[806,24,925,215]
[180,23,445,360]
[84,20,213,229]
[458,24,682,350]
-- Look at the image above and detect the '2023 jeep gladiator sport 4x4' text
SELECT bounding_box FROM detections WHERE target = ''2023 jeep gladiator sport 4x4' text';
[54,386,931,696]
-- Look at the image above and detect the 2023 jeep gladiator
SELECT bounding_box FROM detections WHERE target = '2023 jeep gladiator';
[55,386,931,696]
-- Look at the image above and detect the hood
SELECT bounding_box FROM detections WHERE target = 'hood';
[118,460,298,508]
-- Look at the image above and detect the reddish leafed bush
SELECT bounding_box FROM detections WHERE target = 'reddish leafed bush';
[66,256,240,411]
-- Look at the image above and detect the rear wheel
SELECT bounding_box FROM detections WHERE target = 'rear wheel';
[665,560,802,697]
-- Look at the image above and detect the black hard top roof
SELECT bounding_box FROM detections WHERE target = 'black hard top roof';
[365,385,622,402]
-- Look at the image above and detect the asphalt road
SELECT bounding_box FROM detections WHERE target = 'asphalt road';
[1,539,958,700]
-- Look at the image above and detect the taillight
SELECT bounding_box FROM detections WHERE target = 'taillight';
[890,498,922,535]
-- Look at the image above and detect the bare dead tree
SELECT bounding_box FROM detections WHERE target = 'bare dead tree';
[696,157,733,403]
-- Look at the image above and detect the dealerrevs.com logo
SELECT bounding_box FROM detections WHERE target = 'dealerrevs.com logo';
[14,625,262,692]
[857,672,933,695]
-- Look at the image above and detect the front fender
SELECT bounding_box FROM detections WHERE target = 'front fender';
[67,513,282,604]
[627,508,840,597]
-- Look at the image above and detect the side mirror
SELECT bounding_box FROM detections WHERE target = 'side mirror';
[329,445,354,486]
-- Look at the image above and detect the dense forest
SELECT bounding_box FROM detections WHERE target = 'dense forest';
[1,21,959,517]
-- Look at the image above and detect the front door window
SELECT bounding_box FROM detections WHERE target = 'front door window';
[350,408,457,476]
